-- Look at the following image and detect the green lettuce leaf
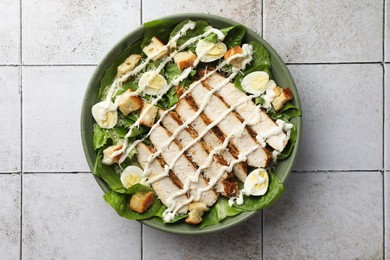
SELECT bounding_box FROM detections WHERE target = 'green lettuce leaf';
[221,25,246,49]
[170,20,209,50]
[278,123,297,160]
[155,206,189,223]
[279,102,302,120]
[104,188,162,220]
[93,124,110,150]
[99,41,142,100]
[247,40,271,70]
[233,171,285,211]
[141,19,179,48]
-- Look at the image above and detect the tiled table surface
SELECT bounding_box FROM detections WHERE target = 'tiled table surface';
[0,0,388,259]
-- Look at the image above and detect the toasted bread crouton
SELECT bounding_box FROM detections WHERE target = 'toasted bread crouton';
[140,102,158,127]
[272,87,293,111]
[143,37,168,61]
[224,46,244,68]
[174,51,197,71]
[129,191,154,213]
[185,202,208,225]
[117,54,142,78]
[117,89,143,116]
[102,145,123,165]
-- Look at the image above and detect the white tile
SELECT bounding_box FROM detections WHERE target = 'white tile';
[264,172,383,259]
[289,64,383,171]
[0,67,20,172]
[22,0,140,64]
[264,0,383,63]
[22,173,141,259]
[0,174,20,260]
[386,64,389,170]
[142,0,261,33]
[0,0,19,64]
[23,67,91,172]
[143,215,262,259]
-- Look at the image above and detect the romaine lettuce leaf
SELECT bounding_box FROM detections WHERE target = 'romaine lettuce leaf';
[233,171,285,211]
[104,188,162,220]
[277,123,297,160]
[99,41,142,100]
[141,19,179,48]
[201,172,284,229]
[170,20,209,50]
[93,124,110,150]
[221,25,246,49]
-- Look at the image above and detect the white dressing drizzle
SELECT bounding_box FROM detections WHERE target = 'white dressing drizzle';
[110,24,226,162]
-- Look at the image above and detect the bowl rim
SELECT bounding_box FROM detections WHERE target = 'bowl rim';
[81,12,302,235]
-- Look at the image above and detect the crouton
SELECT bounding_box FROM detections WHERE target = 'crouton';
[117,54,142,78]
[117,89,143,116]
[142,37,168,61]
[102,145,123,165]
[272,87,293,111]
[224,46,244,68]
[185,202,208,225]
[129,191,154,213]
[140,102,158,127]
[173,51,197,71]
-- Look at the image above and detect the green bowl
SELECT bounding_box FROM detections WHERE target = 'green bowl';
[81,13,302,235]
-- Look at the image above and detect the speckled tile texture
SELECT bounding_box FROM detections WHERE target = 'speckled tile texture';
[143,215,262,259]
[22,174,141,259]
[0,67,21,172]
[0,0,387,259]
[264,0,383,63]
[0,0,20,64]
[22,0,140,64]
[0,174,20,260]
[142,0,262,33]
[264,172,383,259]
[22,67,91,172]
[289,64,383,171]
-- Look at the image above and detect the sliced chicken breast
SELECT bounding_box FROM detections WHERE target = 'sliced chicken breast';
[189,82,271,167]
[205,73,288,151]
[175,97,248,182]
[149,126,218,207]
[136,143,188,214]
[159,110,238,197]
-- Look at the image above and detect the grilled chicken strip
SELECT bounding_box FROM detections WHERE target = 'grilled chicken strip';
[204,73,288,151]
[159,110,238,197]
[189,82,272,167]
[136,143,189,214]
[149,126,218,207]
[175,96,248,182]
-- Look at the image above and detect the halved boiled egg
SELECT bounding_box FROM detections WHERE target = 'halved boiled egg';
[196,40,227,63]
[91,101,118,129]
[244,168,269,196]
[139,71,169,96]
[241,71,270,95]
[120,166,144,189]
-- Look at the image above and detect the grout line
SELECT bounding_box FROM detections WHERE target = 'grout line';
[0,62,388,67]
[22,171,91,174]
[261,0,264,37]
[20,64,97,67]
[19,0,23,257]
[140,0,143,24]
[383,0,386,255]
[141,224,143,260]
[292,169,384,174]
[286,61,383,65]
[261,210,264,260]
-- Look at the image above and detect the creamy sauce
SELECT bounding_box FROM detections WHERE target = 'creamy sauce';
[111,23,226,162]
[93,20,292,222]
